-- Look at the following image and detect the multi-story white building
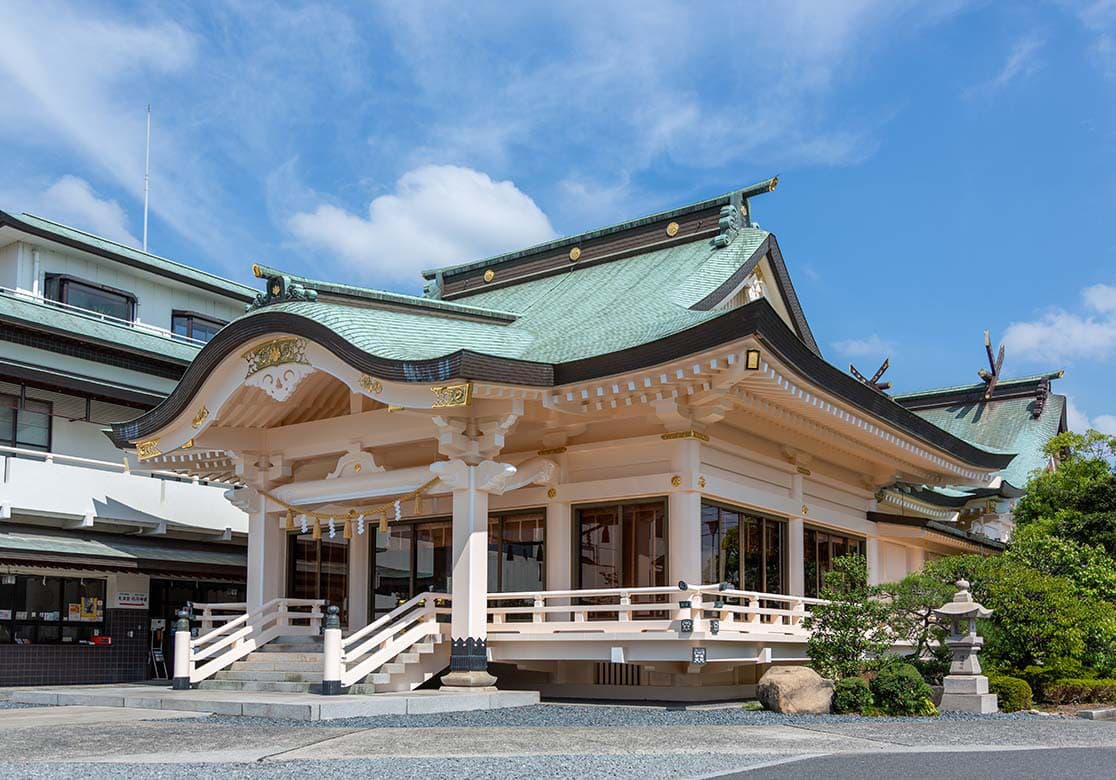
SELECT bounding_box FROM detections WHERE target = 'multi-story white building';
[0,210,249,685]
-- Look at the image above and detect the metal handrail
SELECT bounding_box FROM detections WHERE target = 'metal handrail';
[0,285,208,347]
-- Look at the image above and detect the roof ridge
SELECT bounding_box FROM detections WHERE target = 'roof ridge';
[6,211,257,299]
[892,370,1064,401]
[249,264,519,323]
[420,176,778,280]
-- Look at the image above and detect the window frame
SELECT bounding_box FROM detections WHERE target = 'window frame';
[0,575,106,645]
[0,391,52,451]
[803,523,867,598]
[43,273,137,322]
[488,508,547,593]
[171,310,227,343]
[700,499,788,594]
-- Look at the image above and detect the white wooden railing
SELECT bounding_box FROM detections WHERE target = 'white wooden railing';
[486,583,828,638]
[174,597,325,685]
[333,592,449,688]
[191,601,248,633]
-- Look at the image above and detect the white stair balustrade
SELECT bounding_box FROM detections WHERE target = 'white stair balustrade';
[334,592,451,691]
[177,597,325,685]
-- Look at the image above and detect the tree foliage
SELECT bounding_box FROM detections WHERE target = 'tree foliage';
[803,555,892,680]
[1013,431,1116,554]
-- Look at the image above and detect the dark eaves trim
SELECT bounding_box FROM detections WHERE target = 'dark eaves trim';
[690,234,820,356]
[0,211,255,302]
[107,300,1014,473]
[868,512,1006,552]
[0,356,166,408]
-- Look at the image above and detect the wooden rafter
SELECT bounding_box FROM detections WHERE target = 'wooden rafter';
[850,358,892,394]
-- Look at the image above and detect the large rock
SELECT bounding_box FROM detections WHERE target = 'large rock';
[756,666,834,714]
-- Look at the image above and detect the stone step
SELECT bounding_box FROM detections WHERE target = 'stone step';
[255,644,323,654]
[231,660,321,672]
[197,679,319,693]
[213,670,322,683]
[241,652,323,664]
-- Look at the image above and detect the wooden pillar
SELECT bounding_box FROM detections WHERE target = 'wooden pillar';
[787,517,806,596]
[347,521,370,630]
[866,536,882,586]
[247,492,285,611]
[545,500,572,620]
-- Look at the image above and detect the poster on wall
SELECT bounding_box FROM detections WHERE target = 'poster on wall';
[112,591,148,609]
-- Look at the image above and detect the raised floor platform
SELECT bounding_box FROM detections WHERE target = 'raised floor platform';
[6,685,539,721]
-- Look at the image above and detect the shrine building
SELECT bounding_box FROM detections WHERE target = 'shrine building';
[109,178,1065,700]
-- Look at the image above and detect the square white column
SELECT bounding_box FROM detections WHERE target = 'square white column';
[247,494,285,610]
[347,523,370,630]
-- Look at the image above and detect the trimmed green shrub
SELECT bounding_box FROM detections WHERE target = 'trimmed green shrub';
[804,555,892,680]
[833,677,874,714]
[1045,679,1116,705]
[988,675,1033,712]
[871,662,937,716]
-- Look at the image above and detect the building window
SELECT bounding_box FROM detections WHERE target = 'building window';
[0,575,106,644]
[488,510,545,593]
[0,393,51,451]
[287,535,349,625]
[576,499,667,618]
[803,526,867,598]
[171,311,226,344]
[700,502,786,594]
[44,274,136,322]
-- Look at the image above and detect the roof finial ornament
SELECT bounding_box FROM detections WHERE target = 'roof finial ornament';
[978,330,1005,400]
[850,357,891,394]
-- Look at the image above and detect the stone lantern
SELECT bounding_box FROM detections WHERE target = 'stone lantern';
[933,580,998,714]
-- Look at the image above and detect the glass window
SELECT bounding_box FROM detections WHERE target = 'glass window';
[803,526,866,598]
[171,311,226,344]
[0,576,105,644]
[372,524,413,617]
[489,510,545,593]
[0,394,51,451]
[576,500,667,619]
[700,502,786,594]
[413,520,452,595]
[45,275,135,321]
[287,535,350,625]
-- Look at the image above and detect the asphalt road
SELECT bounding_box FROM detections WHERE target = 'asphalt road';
[716,747,1116,779]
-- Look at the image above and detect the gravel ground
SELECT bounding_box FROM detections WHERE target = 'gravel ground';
[195,702,1047,730]
[0,754,780,779]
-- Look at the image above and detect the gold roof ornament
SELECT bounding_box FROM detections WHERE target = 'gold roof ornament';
[483,269,495,283]
[243,337,308,378]
[136,439,161,460]
[666,221,680,237]
[430,383,473,408]
[358,375,383,394]
[568,246,582,262]
[191,406,209,429]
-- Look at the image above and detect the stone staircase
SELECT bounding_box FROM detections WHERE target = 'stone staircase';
[197,633,450,694]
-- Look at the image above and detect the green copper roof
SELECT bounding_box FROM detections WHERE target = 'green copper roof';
[0,289,198,363]
[892,371,1064,403]
[0,524,246,568]
[241,226,770,365]
[0,211,257,301]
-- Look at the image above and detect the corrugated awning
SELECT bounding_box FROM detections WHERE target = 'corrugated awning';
[0,524,246,576]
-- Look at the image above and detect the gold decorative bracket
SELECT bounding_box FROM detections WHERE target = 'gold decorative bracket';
[431,383,473,408]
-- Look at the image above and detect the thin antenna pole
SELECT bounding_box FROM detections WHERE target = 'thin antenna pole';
[143,104,151,252]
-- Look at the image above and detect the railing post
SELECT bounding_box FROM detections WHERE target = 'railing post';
[322,606,343,695]
[532,594,545,624]
[310,600,322,634]
[172,609,192,690]
[690,592,704,632]
[618,593,632,623]
[201,608,213,634]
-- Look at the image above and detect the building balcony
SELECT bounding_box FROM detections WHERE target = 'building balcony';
[0,445,246,538]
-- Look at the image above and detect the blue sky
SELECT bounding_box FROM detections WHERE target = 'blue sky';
[1,1,1114,430]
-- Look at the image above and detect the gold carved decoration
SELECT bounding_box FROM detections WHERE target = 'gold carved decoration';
[796,465,811,476]
[666,221,680,237]
[243,337,308,378]
[547,488,557,499]
[191,406,209,429]
[537,446,567,456]
[358,375,383,394]
[660,430,710,442]
[698,476,706,488]
[568,246,582,262]
[483,269,495,283]
[671,475,682,487]
[180,439,194,450]
[136,439,161,460]
[801,504,809,516]
[430,383,473,408]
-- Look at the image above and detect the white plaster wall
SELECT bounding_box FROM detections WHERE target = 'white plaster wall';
[0,242,19,288]
[878,540,911,584]
[27,243,245,329]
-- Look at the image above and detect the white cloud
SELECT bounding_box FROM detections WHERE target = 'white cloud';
[962,36,1044,98]
[288,165,557,288]
[832,334,897,358]
[1073,0,1116,79]
[1003,283,1116,363]
[35,176,140,247]
[1066,397,1116,434]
